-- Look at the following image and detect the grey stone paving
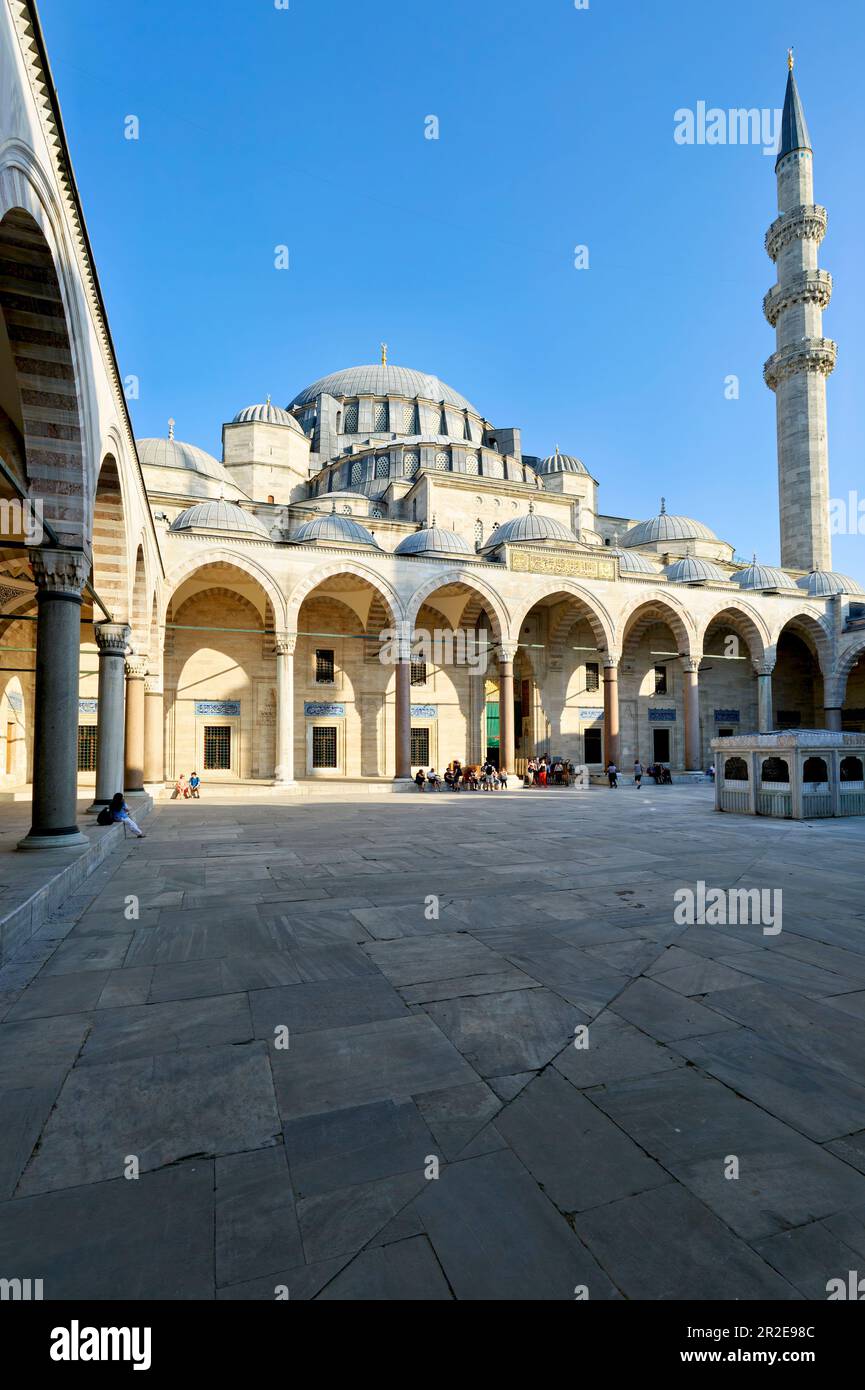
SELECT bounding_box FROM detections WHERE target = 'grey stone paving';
[0,784,864,1299]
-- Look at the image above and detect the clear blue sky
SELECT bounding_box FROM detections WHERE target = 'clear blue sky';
[39,0,864,580]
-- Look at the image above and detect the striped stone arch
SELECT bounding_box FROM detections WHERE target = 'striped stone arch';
[511,581,616,657]
[161,548,287,632]
[129,542,151,653]
[831,635,865,706]
[286,561,403,634]
[91,453,129,620]
[769,607,833,675]
[617,590,698,660]
[0,154,94,547]
[404,570,510,645]
[697,599,771,666]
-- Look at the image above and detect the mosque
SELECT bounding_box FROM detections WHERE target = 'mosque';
[0,1,863,846]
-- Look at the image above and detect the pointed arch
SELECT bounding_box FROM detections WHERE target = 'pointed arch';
[618,591,698,659]
[511,581,616,656]
[162,547,287,630]
[404,569,510,644]
[287,561,402,633]
[697,599,770,666]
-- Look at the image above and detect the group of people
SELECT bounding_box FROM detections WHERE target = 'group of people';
[606,760,673,788]
[415,760,509,792]
[172,772,201,800]
[525,756,576,787]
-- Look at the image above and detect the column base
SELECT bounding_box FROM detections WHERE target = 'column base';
[17,828,89,852]
[87,799,111,814]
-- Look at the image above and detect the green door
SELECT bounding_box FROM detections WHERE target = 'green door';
[486,702,500,767]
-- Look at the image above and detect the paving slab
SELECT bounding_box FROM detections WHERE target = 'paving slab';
[315,1235,452,1300]
[215,1146,303,1288]
[283,1098,435,1199]
[424,987,579,1077]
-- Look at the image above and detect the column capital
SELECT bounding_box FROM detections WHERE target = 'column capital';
[753,659,776,677]
[680,656,702,675]
[602,652,620,670]
[498,641,519,664]
[275,633,298,656]
[144,676,163,696]
[95,621,131,656]
[30,547,88,598]
[125,655,148,680]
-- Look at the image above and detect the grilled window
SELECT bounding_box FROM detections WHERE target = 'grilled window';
[77,725,97,772]
[654,665,668,695]
[343,402,359,432]
[203,726,231,771]
[374,401,389,432]
[410,660,427,687]
[312,726,338,769]
[375,455,390,478]
[410,728,430,766]
[315,649,335,684]
[585,662,600,692]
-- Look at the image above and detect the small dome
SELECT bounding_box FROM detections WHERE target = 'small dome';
[796,570,864,598]
[622,500,717,548]
[664,556,727,584]
[608,543,656,574]
[483,507,578,548]
[733,560,794,591]
[169,499,271,538]
[395,526,472,557]
[138,436,226,482]
[290,509,380,548]
[533,448,588,477]
[233,401,304,432]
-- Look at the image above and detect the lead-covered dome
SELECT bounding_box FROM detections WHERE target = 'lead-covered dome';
[622,501,717,548]
[233,401,304,432]
[288,364,477,413]
[796,569,864,598]
[607,541,656,574]
[290,509,380,548]
[664,556,726,584]
[395,526,472,558]
[533,447,589,477]
[169,499,271,538]
[137,434,247,500]
[483,507,578,548]
[733,559,794,591]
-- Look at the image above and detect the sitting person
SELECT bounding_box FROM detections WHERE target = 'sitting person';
[414,768,426,791]
[110,791,145,839]
[426,767,442,791]
[188,771,201,798]
[444,766,455,790]
[173,773,189,799]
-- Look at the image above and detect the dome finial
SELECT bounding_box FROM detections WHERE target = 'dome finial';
[331,500,337,515]
[787,45,794,71]
[266,393,271,405]
[752,552,757,565]
[528,499,535,514]
[168,417,175,441]
[380,342,388,366]
[660,496,666,515]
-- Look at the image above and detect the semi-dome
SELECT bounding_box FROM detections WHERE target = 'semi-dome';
[169,498,271,538]
[290,508,380,548]
[533,447,589,476]
[664,556,727,584]
[395,525,472,558]
[622,500,718,548]
[483,507,578,548]
[233,401,304,432]
[288,364,477,414]
[796,569,864,598]
[733,559,794,591]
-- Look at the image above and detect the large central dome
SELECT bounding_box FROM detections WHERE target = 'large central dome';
[288,364,478,414]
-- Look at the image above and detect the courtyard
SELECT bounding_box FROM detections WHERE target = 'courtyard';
[1,783,864,1300]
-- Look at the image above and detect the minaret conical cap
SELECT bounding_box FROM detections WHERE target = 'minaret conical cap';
[776,53,812,170]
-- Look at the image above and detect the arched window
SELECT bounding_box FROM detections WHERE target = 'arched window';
[841,756,864,782]
[761,757,790,784]
[724,756,748,781]
[803,756,829,783]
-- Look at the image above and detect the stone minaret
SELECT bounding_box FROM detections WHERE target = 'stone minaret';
[764,52,835,573]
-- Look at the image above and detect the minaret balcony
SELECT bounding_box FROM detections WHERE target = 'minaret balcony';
[763,337,837,390]
[763,270,832,326]
[765,204,827,261]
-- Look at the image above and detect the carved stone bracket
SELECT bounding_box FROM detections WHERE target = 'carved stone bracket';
[764,337,837,390]
[764,204,828,262]
[763,270,832,327]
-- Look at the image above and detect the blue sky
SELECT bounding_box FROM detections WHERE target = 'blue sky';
[39,0,864,579]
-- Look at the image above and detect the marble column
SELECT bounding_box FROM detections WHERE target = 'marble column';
[755,663,775,734]
[498,642,518,777]
[682,659,701,771]
[18,549,89,850]
[92,621,131,808]
[274,635,296,784]
[143,675,164,785]
[124,656,147,793]
[603,658,620,768]
[394,635,412,780]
